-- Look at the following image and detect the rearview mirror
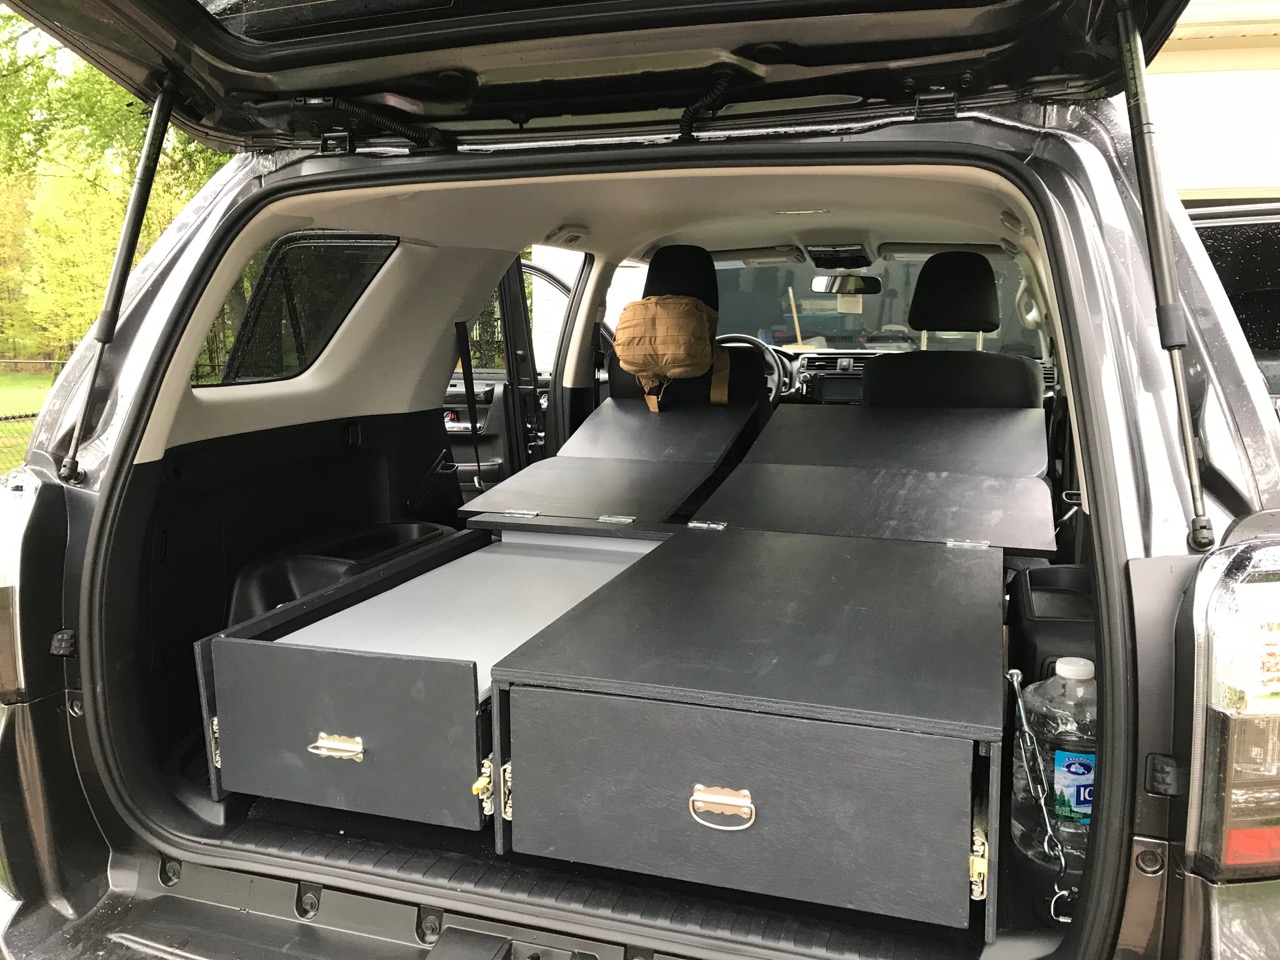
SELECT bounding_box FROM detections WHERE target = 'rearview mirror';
[811,275,883,295]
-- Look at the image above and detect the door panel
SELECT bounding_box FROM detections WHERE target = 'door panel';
[448,258,578,495]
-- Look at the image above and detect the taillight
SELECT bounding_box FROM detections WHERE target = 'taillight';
[1187,539,1280,880]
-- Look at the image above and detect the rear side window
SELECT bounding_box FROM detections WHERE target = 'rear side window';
[193,232,398,386]
[1199,221,1280,353]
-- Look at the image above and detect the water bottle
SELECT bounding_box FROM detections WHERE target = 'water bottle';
[1011,657,1097,872]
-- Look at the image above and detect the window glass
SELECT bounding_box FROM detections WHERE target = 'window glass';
[467,247,584,376]
[1198,221,1280,354]
[528,247,583,375]
[193,232,397,386]
[603,251,1038,355]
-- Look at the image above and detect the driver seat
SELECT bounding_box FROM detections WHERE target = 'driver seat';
[607,245,771,425]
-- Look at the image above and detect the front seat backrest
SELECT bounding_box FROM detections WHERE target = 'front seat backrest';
[608,245,769,420]
[861,251,1043,409]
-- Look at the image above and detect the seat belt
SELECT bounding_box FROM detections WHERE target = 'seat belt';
[454,321,486,492]
[709,347,731,405]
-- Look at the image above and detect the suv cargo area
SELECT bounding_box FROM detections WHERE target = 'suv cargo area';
[71,161,1110,960]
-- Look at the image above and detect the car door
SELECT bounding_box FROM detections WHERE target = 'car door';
[1192,204,1280,415]
[8,0,1188,153]
[446,256,576,496]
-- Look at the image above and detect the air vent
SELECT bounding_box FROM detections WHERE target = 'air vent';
[800,355,869,376]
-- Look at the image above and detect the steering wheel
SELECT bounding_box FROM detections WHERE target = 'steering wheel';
[717,333,787,407]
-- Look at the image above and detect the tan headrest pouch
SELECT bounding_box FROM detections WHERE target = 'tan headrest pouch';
[614,295,730,411]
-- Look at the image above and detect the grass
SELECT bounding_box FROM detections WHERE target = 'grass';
[0,370,56,473]
[0,370,55,417]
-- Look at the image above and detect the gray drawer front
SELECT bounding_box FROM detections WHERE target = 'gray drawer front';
[213,637,484,829]
[510,687,975,928]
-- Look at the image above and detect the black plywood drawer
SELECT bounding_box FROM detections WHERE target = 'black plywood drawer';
[211,637,486,828]
[508,687,976,928]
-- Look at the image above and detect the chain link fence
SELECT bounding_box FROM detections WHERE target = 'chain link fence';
[0,413,38,473]
[0,359,61,474]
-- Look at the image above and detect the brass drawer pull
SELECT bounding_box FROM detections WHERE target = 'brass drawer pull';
[689,784,755,830]
[307,732,364,762]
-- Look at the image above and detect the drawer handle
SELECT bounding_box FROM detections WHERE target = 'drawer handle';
[307,732,364,762]
[689,784,755,831]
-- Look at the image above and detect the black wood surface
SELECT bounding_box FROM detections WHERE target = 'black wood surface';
[212,637,484,828]
[747,404,1048,477]
[509,687,975,928]
[460,456,712,523]
[495,528,1004,741]
[557,398,755,463]
[695,462,1056,555]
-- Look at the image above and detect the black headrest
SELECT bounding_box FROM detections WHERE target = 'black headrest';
[643,245,719,312]
[908,251,1000,333]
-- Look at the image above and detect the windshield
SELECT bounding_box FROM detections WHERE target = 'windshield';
[604,253,1041,355]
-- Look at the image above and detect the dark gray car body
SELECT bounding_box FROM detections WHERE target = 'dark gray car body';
[2,34,1280,960]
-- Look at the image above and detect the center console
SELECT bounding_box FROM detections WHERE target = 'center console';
[794,351,878,402]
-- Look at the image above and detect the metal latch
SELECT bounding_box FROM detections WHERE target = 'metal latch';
[319,131,355,155]
[210,716,221,769]
[914,90,959,120]
[50,629,77,657]
[500,762,513,821]
[970,829,989,900]
[472,756,495,816]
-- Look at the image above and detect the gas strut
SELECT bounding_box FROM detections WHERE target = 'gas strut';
[1116,2,1215,552]
[59,76,175,483]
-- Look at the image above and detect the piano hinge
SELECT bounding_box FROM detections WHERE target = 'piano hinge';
[502,509,539,518]
[500,762,513,821]
[945,539,989,550]
[210,716,222,769]
[970,828,989,900]
[472,756,495,816]
[687,520,727,531]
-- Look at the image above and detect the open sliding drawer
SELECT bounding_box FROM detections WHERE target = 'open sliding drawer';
[196,529,657,827]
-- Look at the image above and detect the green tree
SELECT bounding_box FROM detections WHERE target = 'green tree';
[0,13,58,177]
[0,10,231,358]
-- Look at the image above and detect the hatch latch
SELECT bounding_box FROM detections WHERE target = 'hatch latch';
[472,756,495,816]
[500,762,513,821]
[914,91,959,121]
[970,828,989,900]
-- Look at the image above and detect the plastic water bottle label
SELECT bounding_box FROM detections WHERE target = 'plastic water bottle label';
[1053,750,1094,824]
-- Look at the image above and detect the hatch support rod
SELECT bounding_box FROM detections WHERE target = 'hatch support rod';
[59,77,175,483]
[1116,3,1214,552]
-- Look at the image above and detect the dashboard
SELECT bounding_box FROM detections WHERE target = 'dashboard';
[769,348,1056,404]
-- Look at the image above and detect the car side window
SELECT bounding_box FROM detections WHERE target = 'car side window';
[1198,221,1280,354]
[193,231,398,386]
[467,248,583,377]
